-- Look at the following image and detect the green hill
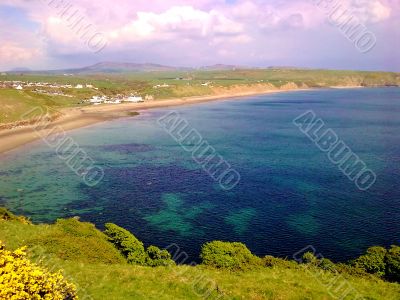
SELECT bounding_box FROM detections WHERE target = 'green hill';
[0,208,399,299]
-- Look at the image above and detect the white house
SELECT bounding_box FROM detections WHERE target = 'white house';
[86,84,93,88]
[104,99,121,104]
[153,83,170,88]
[125,96,143,103]
[15,85,23,90]
[75,84,83,89]
[90,96,103,104]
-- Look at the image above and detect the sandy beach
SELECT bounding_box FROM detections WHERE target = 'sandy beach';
[0,87,309,155]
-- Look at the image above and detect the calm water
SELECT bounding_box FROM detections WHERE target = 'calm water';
[1,88,399,262]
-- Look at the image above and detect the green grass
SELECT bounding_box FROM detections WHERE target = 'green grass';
[0,89,85,124]
[1,69,399,124]
[0,216,399,299]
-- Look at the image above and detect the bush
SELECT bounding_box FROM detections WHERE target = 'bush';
[352,246,387,277]
[146,245,175,267]
[263,255,299,269]
[200,241,260,270]
[0,240,77,299]
[318,258,336,272]
[385,245,400,282]
[0,207,31,224]
[104,223,147,265]
[301,252,318,264]
[104,223,175,267]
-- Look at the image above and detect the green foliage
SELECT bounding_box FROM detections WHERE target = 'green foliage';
[301,252,318,264]
[318,258,336,272]
[385,245,400,282]
[104,223,147,265]
[263,255,299,269]
[104,223,175,267]
[145,245,175,267]
[0,207,31,224]
[200,241,260,270]
[352,246,387,277]
[0,215,399,299]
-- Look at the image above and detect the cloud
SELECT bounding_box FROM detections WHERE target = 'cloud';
[0,0,399,70]
[0,42,42,64]
[107,6,245,45]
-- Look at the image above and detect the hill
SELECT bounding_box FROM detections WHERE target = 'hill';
[0,209,399,299]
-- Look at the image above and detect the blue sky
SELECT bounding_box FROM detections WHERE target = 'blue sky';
[0,0,399,71]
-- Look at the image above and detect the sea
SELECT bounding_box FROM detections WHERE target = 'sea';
[0,87,399,262]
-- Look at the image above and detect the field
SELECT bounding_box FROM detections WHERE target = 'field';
[1,68,399,125]
[0,212,399,300]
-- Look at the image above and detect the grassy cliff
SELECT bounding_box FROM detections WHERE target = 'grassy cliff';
[0,209,399,299]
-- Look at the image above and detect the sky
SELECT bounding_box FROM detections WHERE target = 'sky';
[0,0,399,71]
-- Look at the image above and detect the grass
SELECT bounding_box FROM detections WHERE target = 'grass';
[0,89,85,124]
[0,216,399,299]
[1,69,399,124]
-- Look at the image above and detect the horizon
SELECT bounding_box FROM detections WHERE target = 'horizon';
[0,0,399,72]
[3,61,400,74]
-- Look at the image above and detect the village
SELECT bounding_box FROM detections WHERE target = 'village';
[0,79,152,105]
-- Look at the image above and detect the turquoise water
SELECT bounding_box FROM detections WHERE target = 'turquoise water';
[0,88,399,262]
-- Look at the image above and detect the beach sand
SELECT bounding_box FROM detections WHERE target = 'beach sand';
[0,88,308,155]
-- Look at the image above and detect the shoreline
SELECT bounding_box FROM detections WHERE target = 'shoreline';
[0,86,346,155]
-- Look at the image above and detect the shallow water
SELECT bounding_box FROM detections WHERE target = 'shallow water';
[1,88,399,262]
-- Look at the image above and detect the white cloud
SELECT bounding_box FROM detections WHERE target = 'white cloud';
[107,6,245,45]
[0,42,42,65]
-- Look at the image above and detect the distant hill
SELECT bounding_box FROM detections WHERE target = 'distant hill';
[73,62,192,73]
[199,64,248,71]
[8,67,32,72]
[6,62,255,75]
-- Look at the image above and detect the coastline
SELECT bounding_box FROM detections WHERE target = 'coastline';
[0,86,324,155]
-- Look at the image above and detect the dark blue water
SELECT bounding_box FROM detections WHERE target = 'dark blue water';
[1,88,399,262]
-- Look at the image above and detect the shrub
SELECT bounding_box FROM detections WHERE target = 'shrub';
[318,258,336,272]
[263,255,299,269]
[200,241,260,270]
[301,252,318,264]
[145,245,175,267]
[0,240,77,299]
[352,246,387,277]
[104,223,147,265]
[385,245,400,282]
[0,207,31,224]
[104,223,174,267]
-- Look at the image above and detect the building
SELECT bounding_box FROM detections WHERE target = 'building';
[89,96,103,104]
[125,96,143,103]
[86,84,93,88]
[145,95,154,101]
[153,83,170,88]
[15,85,23,90]
[75,84,83,89]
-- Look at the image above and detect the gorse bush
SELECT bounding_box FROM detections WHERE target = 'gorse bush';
[347,245,400,282]
[104,223,174,267]
[104,223,147,265]
[301,252,318,264]
[263,255,299,269]
[0,207,31,224]
[385,246,400,282]
[145,245,175,267]
[352,246,387,277]
[200,241,260,270]
[0,240,77,300]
